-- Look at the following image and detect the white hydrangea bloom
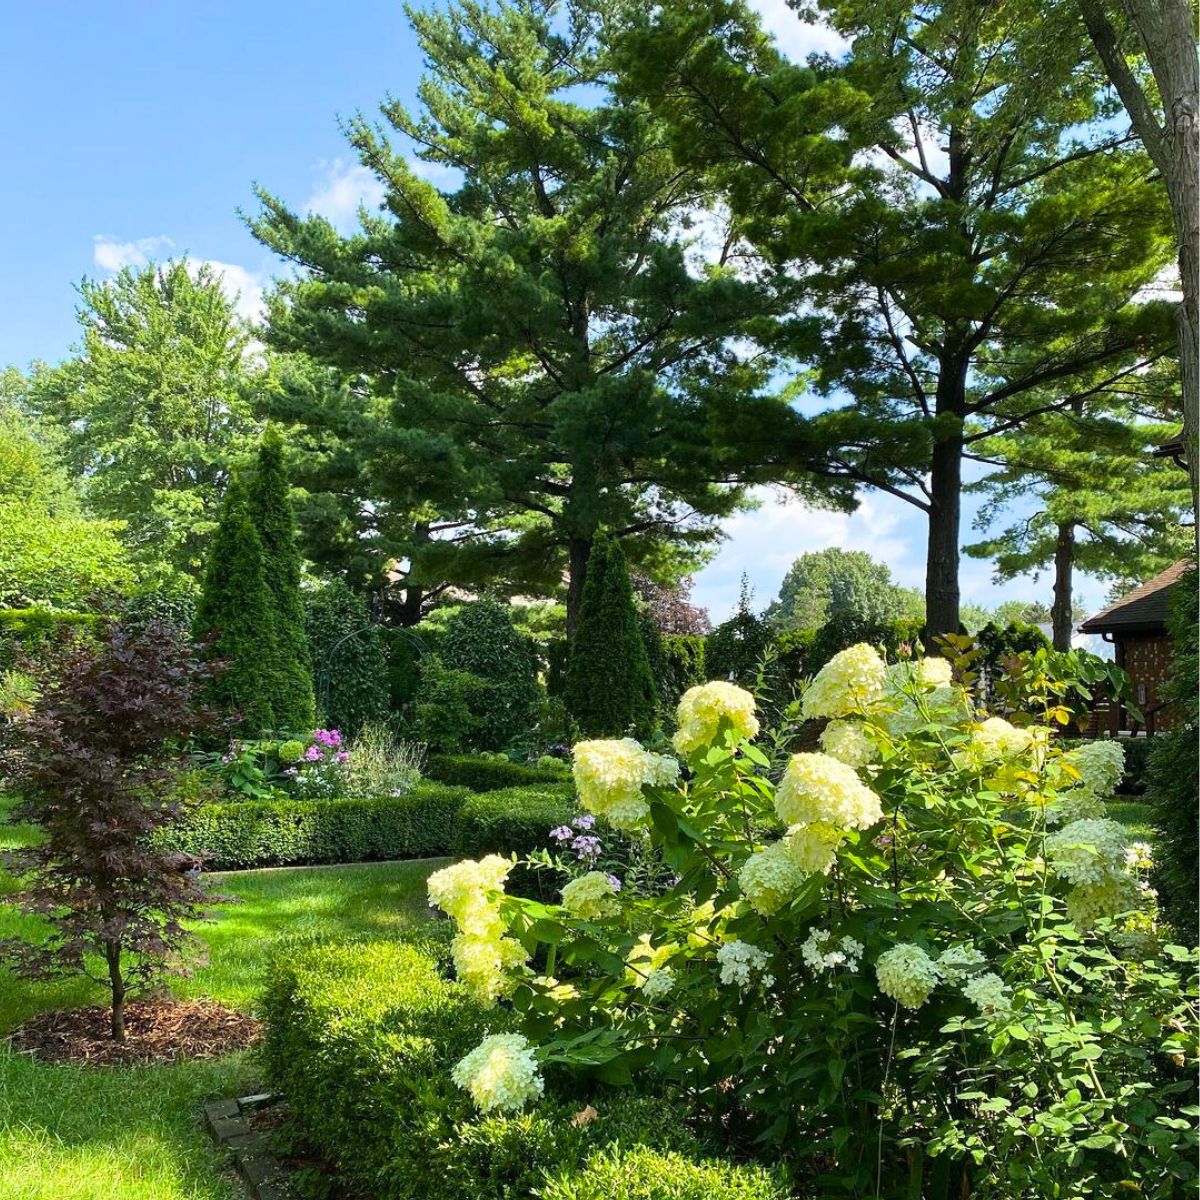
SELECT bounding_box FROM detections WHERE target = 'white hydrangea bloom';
[673,681,759,755]
[962,972,1011,1015]
[1065,874,1142,929]
[875,943,940,1009]
[572,738,678,829]
[1126,841,1154,870]
[716,939,773,989]
[775,752,883,831]
[452,1033,544,1112]
[737,840,805,915]
[560,871,620,919]
[971,717,1034,763]
[936,944,986,984]
[801,928,864,973]
[451,932,529,1004]
[1045,819,1129,885]
[819,719,877,767]
[784,821,843,875]
[427,855,513,937]
[801,643,887,719]
[916,656,953,687]
[1060,740,1125,798]
[641,967,676,1002]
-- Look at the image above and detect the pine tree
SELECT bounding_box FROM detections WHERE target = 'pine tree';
[248,429,315,731]
[193,478,278,735]
[566,535,657,738]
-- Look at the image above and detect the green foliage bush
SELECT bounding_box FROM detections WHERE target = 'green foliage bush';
[453,784,576,860]
[1149,567,1199,936]
[305,579,389,738]
[413,657,496,753]
[657,634,706,713]
[426,754,572,792]
[164,782,468,869]
[380,626,424,712]
[565,535,657,738]
[439,600,541,751]
[0,607,103,669]
[261,939,767,1200]
[705,600,771,686]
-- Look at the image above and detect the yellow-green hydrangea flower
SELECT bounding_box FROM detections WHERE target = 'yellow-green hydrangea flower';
[801,643,887,719]
[673,681,759,755]
[775,752,883,831]
[451,1033,543,1113]
[875,943,940,1009]
[572,738,678,830]
[561,871,620,919]
[737,841,805,915]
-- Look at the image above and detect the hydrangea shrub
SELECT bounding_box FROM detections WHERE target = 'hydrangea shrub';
[430,646,1198,1196]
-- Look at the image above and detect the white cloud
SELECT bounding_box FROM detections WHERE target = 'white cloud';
[747,0,849,61]
[196,259,267,324]
[92,234,175,272]
[304,158,387,230]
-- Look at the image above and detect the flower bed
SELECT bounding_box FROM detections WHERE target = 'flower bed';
[260,937,789,1200]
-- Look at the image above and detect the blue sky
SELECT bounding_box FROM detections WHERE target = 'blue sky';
[0,0,1116,628]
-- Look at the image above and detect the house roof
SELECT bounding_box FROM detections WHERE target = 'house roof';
[1079,560,1193,635]
[1151,430,1188,461]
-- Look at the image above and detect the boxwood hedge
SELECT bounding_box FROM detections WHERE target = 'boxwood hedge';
[165,780,578,871]
[261,938,787,1200]
[425,753,572,792]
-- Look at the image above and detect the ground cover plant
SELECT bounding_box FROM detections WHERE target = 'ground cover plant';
[431,651,1199,1198]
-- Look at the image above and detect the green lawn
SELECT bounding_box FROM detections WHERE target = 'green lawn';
[0,796,444,1200]
[1107,800,1154,842]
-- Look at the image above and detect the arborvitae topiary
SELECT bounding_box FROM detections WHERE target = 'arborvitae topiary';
[193,477,278,735]
[1148,566,1198,937]
[565,535,657,738]
[248,428,315,732]
[439,599,540,751]
[304,578,389,738]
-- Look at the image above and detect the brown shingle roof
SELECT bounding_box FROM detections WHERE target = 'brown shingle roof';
[1079,560,1193,634]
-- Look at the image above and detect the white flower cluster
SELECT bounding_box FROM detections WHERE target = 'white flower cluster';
[560,871,620,920]
[1045,818,1130,885]
[716,939,774,989]
[801,643,887,719]
[427,855,528,1003]
[451,1032,544,1113]
[673,681,759,756]
[819,719,877,768]
[935,944,986,983]
[971,717,1036,763]
[572,738,679,829]
[875,943,940,1009]
[737,841,805,915]
[783,821,843,875]
[775,753,883,831]
[962,972,1011,1015]
[641,967,676,1002]
[1061,739,1126,798]
[800,928,864,974]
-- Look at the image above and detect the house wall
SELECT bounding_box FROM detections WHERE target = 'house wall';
[1115,633,1178,732]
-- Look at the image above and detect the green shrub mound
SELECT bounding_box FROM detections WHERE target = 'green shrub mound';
[426,753,571,792]
[0,607,104,667]
[261,939,784,1200]
[165,781,575,870]
[166,782,468,870]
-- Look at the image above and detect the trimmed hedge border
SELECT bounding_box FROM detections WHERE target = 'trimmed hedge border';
[261,938,789,1200]
[165,780,577,871]
[425,753,572,792]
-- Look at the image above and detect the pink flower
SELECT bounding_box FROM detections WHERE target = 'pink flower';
[304,744,323,762]
[335,751,350,763]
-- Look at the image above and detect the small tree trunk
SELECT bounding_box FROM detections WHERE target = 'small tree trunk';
[925,431,964,639]
[565,536,593,635]
[105,939,126,1042]
[1051,522,1076,651]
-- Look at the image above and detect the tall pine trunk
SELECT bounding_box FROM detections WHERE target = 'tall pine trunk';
[925,431,963,638]
[1051,522,1076,651]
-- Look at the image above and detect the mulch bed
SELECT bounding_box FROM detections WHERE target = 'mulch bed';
[7,998,260,1066]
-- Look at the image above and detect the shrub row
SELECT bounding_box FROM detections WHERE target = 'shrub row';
[426,753,572,792]
[165,781,577,871]
[261,938,788,1200]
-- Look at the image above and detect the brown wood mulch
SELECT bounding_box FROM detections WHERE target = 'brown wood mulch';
[6,998,260,1066]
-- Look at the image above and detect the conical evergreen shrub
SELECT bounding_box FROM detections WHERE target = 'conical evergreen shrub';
[565,535,657,738]
[248,428,315,732]
[193,477,278,735]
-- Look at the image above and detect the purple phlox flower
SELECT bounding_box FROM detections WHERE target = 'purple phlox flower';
[572,835,602,860]
[284,767,298,776]
[220,753,232,765]
[549,825,574,843]
[304,744,324,762]
[572,813,595,830]
[606,873,622,892]
[875,833,893,848]
[314,728,342,747]
[335,750,350,764]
